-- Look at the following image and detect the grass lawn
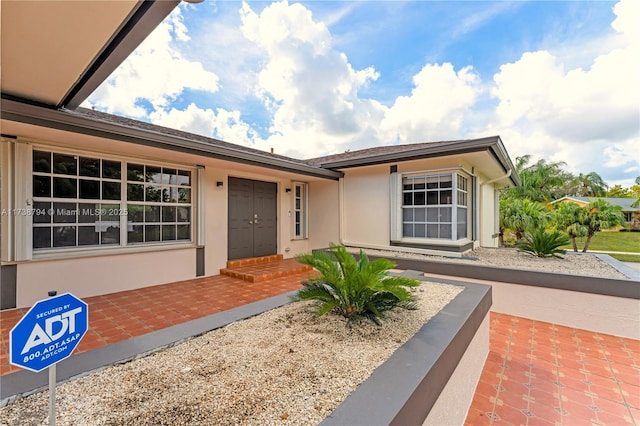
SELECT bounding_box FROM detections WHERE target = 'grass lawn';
[562,231,640,262]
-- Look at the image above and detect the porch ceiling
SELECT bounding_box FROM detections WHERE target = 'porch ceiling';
[0,1,179,109]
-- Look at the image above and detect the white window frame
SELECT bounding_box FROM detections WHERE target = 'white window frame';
[292,182,308,239]
[23,143,197,259]
[390,169,472,244]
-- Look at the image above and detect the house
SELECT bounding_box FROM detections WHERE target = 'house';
[0,1,519,309]
[551,196,640,230]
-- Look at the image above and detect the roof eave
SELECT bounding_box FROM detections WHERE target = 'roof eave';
[0,98,343,180]
[317,136,521,187]
[61,0,180,110]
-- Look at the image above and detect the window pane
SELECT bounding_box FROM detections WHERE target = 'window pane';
[403,193,412,205]
[102,182,121,200]
[127,205,144,222]
[403,208,413,222]
[295,223,301,235]
[440,190,452,205]
[127,164,144,181]
[34,202,51,223]
[53,153,77,175]
[177,225,190,240]
[33,227,51,248]
[414,208,425,222]
[457,223,467,239]
[128,225,143,243]
[33,175,51,197]
[162,168,177,184]
[102,160,121,179]
[145,225,160,242]
[426,192,438,205]
[440,207,452,222]
[101,224,120,245]
[101,204,121,222]
[427,207,438,222]
[440,176,452,188]
[427,224,438,238]
[163,188,178,203]
[426,176,438,189]
[127,184,144,201]
[178,188,191,203]
[146,186,162,202]
[177,170,190,186]
[403,224,413,237]
[146,166,162,183]
[162,225,176,241]
[414,192,425,205]
[145,205,160,222]
[78,203,99,223]
[79,179,100,199]
[53,177,77,198]
[53,226,76,247]
[162,206,176,222]
[177,206,190,222]
[53,202,77,223]
[79,157,100,177]
[414,224,425,237]
[440,224,452,239]
[78,226,100,246]
[33,151,51,173]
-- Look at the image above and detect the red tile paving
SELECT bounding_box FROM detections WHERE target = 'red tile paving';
[1,266,638,426]
[465,312,640,425]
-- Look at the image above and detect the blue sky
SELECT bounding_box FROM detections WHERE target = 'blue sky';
[86,0,639,187]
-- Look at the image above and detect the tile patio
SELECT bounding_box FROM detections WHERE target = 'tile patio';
[1,263,638,425]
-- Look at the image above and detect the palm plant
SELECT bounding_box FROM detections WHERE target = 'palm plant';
[581,199,626,252]
[292,244,419,326]
[567,172,608,197]
[500,198,549,241]
[552,202,588,252]
[516,228,570,258]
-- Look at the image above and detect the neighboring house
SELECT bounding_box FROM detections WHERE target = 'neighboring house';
[0,1,520,309]
[551,196,640,230]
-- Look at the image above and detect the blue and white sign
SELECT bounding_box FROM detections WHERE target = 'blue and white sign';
[10,293,88,373]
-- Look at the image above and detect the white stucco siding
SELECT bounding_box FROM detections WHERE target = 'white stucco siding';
[341,166,391,247]
[304,180,340,254]
[15,248,196,307]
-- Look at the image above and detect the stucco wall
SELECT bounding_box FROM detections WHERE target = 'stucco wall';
[15,248,196,307]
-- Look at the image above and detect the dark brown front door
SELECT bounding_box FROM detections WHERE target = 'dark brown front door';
[228,177,277,260]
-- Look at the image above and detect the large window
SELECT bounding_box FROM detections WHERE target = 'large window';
[398,172,469,241]
[32,149,193,251]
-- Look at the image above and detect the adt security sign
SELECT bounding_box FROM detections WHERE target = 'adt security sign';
[10,293,88,373]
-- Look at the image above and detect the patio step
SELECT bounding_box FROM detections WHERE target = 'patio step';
[221,256,313,283]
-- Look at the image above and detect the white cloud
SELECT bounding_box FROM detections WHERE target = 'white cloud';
[149,103,216,137]
[85,6,219,118]
[484,0,639,186]
[381,63,481,143]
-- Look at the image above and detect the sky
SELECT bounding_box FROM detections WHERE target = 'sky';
[84,0,639,187]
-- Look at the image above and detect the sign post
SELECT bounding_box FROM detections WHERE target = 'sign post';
[9,292,89,425]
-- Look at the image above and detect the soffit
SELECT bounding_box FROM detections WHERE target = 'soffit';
[0,1,139,107]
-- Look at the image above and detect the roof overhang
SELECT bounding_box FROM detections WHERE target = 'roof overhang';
[1,0,180,110]
[0,98,343,181]
[317,137,521,187]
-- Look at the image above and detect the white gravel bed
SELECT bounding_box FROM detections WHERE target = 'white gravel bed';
[347,247,629,280]
[0,282,462,426]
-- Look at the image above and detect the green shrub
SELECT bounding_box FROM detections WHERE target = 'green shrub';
[291,244,419,326]
[516,228,571,258]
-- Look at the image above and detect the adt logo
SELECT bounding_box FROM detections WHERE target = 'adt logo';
[10,293,88,373]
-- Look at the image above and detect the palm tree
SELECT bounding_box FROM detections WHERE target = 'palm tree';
[552,202,587,252]
[581,199,626,252]
[506,156,570,202]
[567,172,608,197]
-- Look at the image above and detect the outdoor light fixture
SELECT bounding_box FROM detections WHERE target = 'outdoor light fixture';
[216,181,224,187]
[285,188,291,193]
[182,0,205,3]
